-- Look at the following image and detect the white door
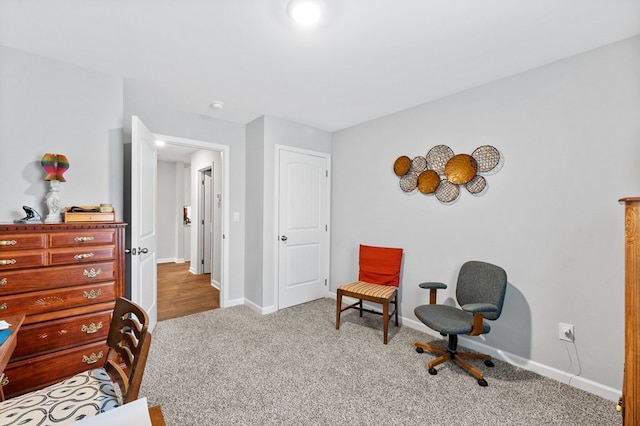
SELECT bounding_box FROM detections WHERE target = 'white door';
[278,148,330,309]
[131,116,158,331]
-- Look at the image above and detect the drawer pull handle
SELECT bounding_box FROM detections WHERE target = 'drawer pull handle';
[82,351,103,365]
[0,278,6,286]
[0,303,6,311]
[74,236,95,242]
[81,322,103,334]
[1,376,8,387]
[0,259,16,266]
[74,253,95,260]
[83,268,102,278]
[83,289,102,299]
[0,240,16,246]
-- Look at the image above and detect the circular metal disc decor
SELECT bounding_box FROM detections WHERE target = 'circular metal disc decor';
[471,145,501,172]
[435,179,460,203]
[417,170,440,194]
[425,145,454,174]
[399,173,418,192]
[444,154,478,185]
[393,156,411,176]
[466,175,487,194]
[411,156,427,173]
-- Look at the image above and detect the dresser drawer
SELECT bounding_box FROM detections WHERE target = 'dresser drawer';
[12,310,112,360]
[0,234,45,251]
[49,230,116,248]
[3,341,109,398]
[0,250,46,271]
[48,246,116,265]
[0,261,116,295]
[0,281,117,317]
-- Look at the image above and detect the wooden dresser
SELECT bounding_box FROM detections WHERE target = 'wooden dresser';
[0,222,126,398]
[620,198,639,425]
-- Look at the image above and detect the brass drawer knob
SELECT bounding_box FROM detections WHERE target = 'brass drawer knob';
[83,289,102,299]
[0,278,6,287]
[74,253,95,260]
[82,268,102,278]
[74,236,94,242]
[81,322,103,334]
[0,259,16,266]
[82,351,103,365]
[0,303,7,312]
[0,240,16,246]
[1,375,9,387]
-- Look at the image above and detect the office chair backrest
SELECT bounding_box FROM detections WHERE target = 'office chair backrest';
[358,244,404,287]
[456,260,507,321]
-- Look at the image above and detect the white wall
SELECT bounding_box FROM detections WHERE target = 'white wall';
[331,36,640,399]
[0,46,123,221]
[156,160,179,262]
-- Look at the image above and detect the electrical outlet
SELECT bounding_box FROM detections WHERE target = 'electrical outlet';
[559,323,575,342]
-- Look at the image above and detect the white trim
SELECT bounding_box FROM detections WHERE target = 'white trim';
[331,292,621,402]
[274,145,331,311]
[154,133,231,308]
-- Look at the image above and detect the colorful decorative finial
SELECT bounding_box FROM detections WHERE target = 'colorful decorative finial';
[41,153,70,182]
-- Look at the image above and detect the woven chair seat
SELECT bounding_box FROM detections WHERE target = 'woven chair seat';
[339,281,397,299]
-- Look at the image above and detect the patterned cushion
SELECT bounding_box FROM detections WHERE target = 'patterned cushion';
[339,281,397,299]
[0,368,119,426]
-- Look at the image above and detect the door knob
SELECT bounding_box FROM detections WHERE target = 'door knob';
[139,247,149,254]
[280,235,288,242]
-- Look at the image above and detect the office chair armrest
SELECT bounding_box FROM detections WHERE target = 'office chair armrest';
[461,304,498,336]
[419,282,447,304]
[460,303,497,314]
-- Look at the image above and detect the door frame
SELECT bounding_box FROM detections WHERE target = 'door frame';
[155,133,231,308]
[274,144,331,311]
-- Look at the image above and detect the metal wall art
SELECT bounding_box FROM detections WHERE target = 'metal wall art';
[393,145,502,204]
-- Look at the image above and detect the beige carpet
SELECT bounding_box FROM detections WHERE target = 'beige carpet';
[140,298,619,425]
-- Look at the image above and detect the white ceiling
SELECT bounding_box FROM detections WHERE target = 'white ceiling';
[1,0,639,132]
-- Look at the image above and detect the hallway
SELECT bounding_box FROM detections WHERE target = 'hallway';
[157,262,220,321]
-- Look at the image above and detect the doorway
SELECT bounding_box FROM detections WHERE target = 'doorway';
[154,133,230,315]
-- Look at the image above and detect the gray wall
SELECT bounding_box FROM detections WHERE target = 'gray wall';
[331,35,640,399]
[0,46,124,220]
[244,115,332,313]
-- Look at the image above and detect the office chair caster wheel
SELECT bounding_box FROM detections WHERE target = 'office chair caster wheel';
[478,379,488,387]
[416,347,424,354]
[428,368,437,375]
[484,360,494,368]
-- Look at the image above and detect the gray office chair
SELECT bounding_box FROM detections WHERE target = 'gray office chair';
[414,260,507,386]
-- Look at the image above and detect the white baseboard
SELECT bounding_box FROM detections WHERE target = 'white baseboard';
[211,279,221,290]
[242,298,277,314]
[334,294,621,402]
[157,258,185,264]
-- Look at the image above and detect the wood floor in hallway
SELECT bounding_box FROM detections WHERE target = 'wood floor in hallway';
[157,262,220,321]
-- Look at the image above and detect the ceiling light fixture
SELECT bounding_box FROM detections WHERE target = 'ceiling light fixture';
[211,100,224,109]
[155,139,166,147]
[287,0,325,27]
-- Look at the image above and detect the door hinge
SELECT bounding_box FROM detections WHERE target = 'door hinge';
[201,259,204,265]
[326,170,328,178]
[325,224,328,231]
[325,278,327,286]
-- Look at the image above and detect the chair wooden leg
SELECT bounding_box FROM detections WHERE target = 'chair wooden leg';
[452,355,485,381]
[336,289,343,330]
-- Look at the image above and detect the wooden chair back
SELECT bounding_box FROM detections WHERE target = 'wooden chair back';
[104,297,151,404]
